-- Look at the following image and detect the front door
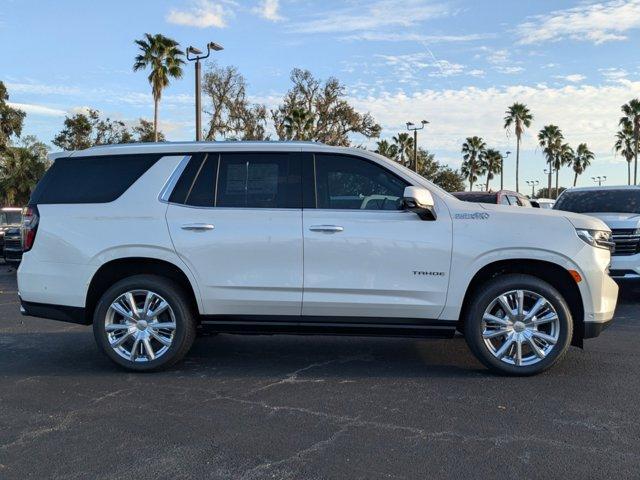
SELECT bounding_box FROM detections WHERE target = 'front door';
[302,153,452,320]
[166,152,303,316]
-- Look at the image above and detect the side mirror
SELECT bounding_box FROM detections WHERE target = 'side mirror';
[403,186,436,220]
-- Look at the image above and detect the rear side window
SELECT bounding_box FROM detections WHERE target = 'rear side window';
[169,152,301,208]
[30,154,161,204]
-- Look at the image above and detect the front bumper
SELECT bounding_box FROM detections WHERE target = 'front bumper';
[609,253,640,279]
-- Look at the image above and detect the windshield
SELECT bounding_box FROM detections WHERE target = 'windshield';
[554,190,640,214]
[0,211,22,225]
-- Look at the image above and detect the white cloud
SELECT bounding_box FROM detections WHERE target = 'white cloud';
[291,0,451,34]
[252,0,283,21]
[377,53,472,81]
[516,0,640,45]
[6,82,83,96]
[600,68,628,82]
[496,66,524,75]
[342,32,494,43]
[166,0,235,28]
[555,74,586,83]
[350,80,640,157]
[7,102,66,117]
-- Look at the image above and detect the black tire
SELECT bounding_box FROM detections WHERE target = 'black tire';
[464,274,573,376]
[93,275,196,372]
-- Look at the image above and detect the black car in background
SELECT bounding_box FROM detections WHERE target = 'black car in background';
[3,227,22,264]
[0,208,22,259]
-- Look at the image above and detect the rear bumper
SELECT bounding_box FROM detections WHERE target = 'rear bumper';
[20,297,89,325]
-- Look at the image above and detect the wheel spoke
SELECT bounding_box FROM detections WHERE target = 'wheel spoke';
[142,338,155,360]
[515,338,523,366]
[110,302,135,322]
[142,291,155,318]
[532,331,557,345]
[148,301,170,319]
[494,334,515,359]
[483,313,509,326]
[527,335,546,359]
[150,322,176,331]
[532,313,558,326]
[130,337,141,361]
[525,297,547,321]
[516,290,524,317]
[497,296,516,321]
[124,293,139,320]
[483,328,509,339]
[110,330,133,348]
[105,323,131,332]
[149,329,172,347]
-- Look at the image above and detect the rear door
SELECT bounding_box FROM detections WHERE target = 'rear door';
[301,153,452,320]
[166,151,304,316]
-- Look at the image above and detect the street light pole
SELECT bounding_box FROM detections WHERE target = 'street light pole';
[500,151,511,190]
[544,168,555,198]
[592,175,607,186]
[525,180,539,198]
[406,120,429,173]
[187,42,224,141]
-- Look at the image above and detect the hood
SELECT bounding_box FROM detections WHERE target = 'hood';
[580,212,640,230]
[477,203,610,231]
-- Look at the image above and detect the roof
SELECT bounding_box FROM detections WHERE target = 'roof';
[53,141,343,158]
[563,185,640,192]
[1,207,22,211]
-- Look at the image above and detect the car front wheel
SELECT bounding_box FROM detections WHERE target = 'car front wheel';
[93,275,196,371]
[464,274,573,376]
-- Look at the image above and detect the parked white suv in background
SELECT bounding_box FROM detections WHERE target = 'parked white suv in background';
[554,186,640,280]
[18,142,618,375]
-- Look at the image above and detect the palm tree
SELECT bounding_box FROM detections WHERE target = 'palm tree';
[538,125,563,197]
[133,33,185,142]
[615,121,635,185]
[552,143,573,197]
[482,149,502,191]
[461,136,487,191]
[571,143,593,186]
[374,139,398,160]
[620,99,640,185]
[504,103,533,193]
[392,133,414,167]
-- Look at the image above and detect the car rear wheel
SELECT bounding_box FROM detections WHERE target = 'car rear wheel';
[464,274,573,376]
[93,275,196,371]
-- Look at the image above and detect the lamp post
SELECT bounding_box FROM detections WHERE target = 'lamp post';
[525,180,539,198]
[500,151,511,190]
[187,42,224,141]
[544,168,555,198]
[592,175,607,186]
[406,120,429,173]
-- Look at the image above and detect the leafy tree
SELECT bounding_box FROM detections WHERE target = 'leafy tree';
[133,33,185,142]
[133,118,165,142]
[52,109,133,150]
[202,63,268,141]
[553,142,573,197]
[374,139,398,160]
[538,125,563,197]
[536,187,566,199]
[615,121,635,185]
[481,148,502,191]
[619,99,640,185]
[272,69,381,146]
[572,143,593,186]
[0,81,26,150]
[0,136,50,206]
[504,102,533,193]
[460,136,487,191]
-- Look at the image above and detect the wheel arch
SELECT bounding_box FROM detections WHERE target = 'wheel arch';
[85,257,201,324]
[458,259,585,347]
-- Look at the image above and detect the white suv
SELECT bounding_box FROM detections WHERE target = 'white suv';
[18,142,618,375]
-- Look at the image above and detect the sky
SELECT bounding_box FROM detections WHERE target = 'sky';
[2,0,640,191]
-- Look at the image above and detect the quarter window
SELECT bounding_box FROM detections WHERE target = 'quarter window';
[314,154,408,210]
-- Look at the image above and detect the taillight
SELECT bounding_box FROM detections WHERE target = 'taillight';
[22,205,39,252]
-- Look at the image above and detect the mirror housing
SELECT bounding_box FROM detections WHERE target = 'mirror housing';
[403,186,436,220]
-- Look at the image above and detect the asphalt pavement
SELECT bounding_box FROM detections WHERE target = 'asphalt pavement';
[1,262,639,479]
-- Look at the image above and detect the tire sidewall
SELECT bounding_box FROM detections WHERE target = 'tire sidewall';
[465,274,573,376]
[92,275,193,372]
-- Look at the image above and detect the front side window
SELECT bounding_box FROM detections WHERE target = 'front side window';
[314,154,408,210]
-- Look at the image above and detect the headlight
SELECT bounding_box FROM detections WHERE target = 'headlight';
[576,229,614,251]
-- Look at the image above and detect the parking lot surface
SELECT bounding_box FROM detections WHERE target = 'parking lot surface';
[1,262,639,479]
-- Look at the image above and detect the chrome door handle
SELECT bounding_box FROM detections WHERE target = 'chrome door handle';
[181,223,215,231]
[309,225,344,233]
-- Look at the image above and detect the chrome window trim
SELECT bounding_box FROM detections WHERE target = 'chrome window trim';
[158,155,192,203]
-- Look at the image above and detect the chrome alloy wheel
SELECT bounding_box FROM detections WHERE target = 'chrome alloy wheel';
[105,290,176,363]
[482,289,560,367]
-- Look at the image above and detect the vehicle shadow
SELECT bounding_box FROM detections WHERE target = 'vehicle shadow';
[616,280,640,304]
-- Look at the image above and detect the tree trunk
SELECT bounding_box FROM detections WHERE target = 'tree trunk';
[635,129,639,185]
[573,171,578,187]
[486,174,490,191]
[547,160,552,197]
[629,160,632,185]
[515,136,520,193]
[555,169,559,199]
[153,96,159,143]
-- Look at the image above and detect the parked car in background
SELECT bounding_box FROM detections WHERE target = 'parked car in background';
[3,227,22,264]
[452,190,532,207]
[535,198,555,209]
[18,142,617,376]
[554,186,640,280]
[0,207,22,258]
